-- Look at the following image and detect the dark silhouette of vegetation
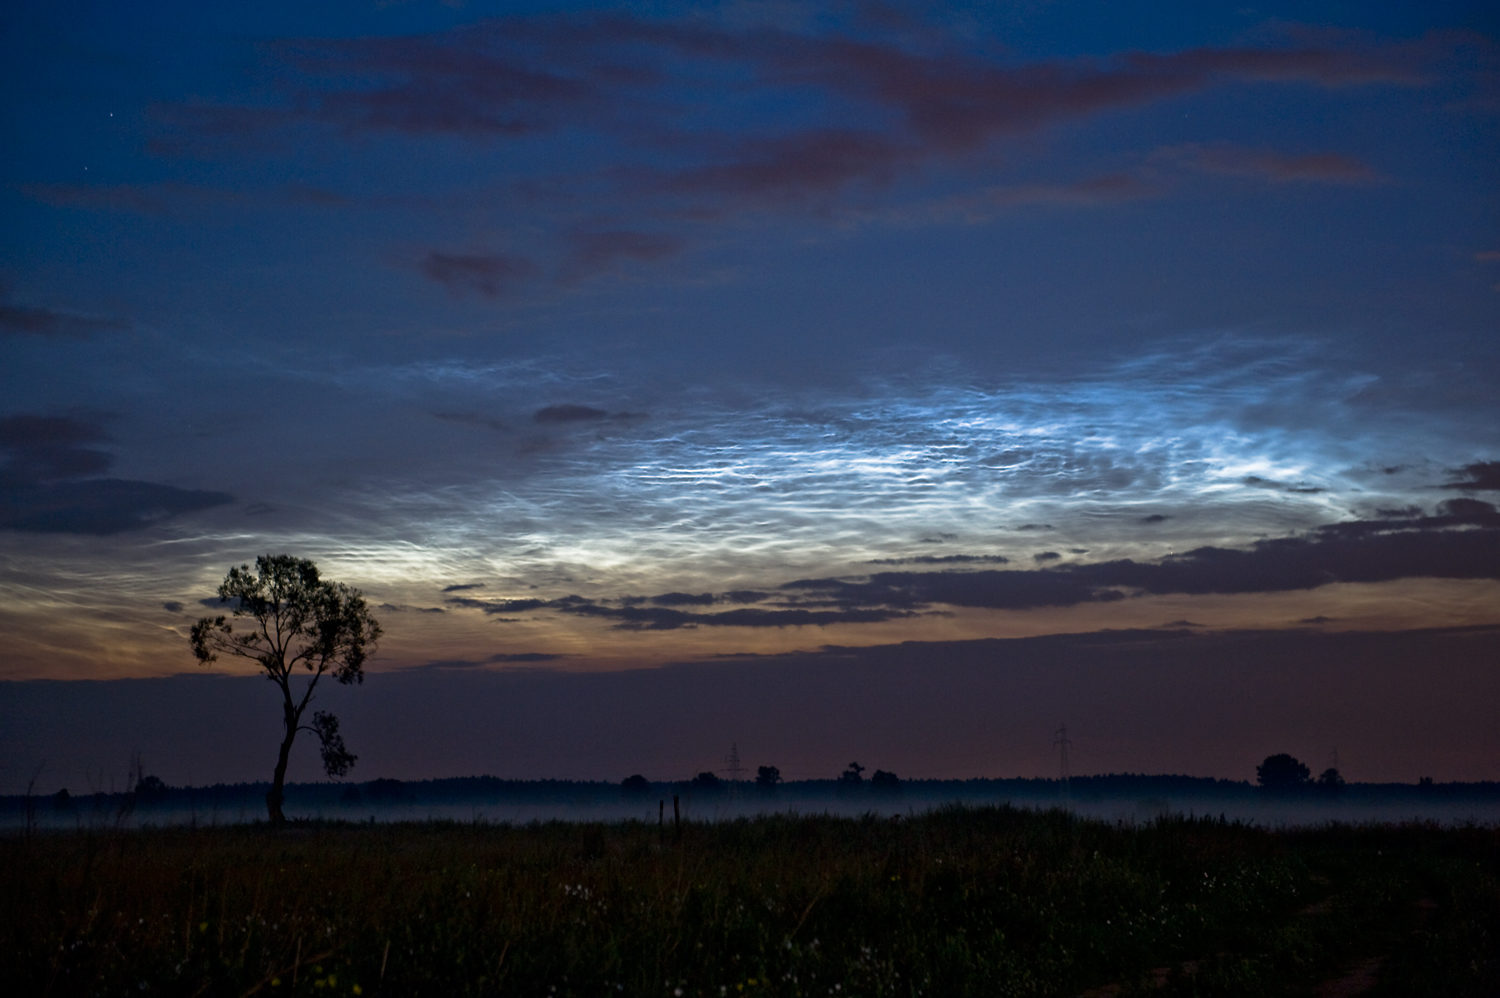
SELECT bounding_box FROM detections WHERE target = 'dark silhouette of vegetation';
[689,771,723,792]
[755,765,782,789]
[133,774,168,801]
[7,773,1500,835]
[871,769,901,791]
[1316,767,1346,794]
[1257,753,1311,791]
[837,761,865,786]
[365,778,406,803]
[621,774,650,795]
[8,810,1498,995]
[190,554,380,825]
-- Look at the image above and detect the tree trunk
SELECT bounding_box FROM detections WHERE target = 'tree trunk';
[267,703,298,826]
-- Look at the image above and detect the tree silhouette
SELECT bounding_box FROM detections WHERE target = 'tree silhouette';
[621,774,650,795]
[871,769,900,791]
[755,765,782,789]
[838,761,866,786]
[1256,753,1311,791]
[1316,767,1346,794]
[134,774,168,800]
[690,771,723,792]
[190,554,380,825]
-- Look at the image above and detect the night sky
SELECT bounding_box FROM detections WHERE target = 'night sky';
[3,1,1498,793]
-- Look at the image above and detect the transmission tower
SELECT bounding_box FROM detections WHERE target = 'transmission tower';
[1053,724,1072,782]
[724,742,745,785]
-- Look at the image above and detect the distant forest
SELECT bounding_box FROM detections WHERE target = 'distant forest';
[7,772,1499,824]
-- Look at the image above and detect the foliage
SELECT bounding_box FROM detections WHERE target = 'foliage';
[190,554,380,824]
[689,771,723,791]
[311,711,357,778]
[755,765,782,788]
[871,769,901,790]
[1257,753,1311,791]
[838,761,865,785]
[1317,767,1346,793]
[4,809,1497,997]
[133,774,168,799]
[620,774,650,795]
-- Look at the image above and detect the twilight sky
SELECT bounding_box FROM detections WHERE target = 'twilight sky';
[2,1,1498,792]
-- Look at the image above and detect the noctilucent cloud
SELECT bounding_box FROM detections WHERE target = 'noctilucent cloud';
[2,1,1498,789]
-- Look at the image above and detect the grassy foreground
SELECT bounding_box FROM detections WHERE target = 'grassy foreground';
[3,807,1497,997]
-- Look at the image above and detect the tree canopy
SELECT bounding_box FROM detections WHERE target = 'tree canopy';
[690,771,723,791]
[838,762,866,785]
[190,554,380,824]
[1256,753,1311,791]
[871,769,901,790]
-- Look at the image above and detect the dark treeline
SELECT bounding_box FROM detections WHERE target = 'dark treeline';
[7,772,1500,824]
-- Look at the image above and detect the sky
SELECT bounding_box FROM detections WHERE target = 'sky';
[2,0,1498,794]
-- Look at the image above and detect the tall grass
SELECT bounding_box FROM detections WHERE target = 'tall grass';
[3,807,1496,996]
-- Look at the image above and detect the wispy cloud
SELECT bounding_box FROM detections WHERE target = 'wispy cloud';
[533,404,611,424]
[1155,143,1385,185]
[398,651,568,672]
[1443,461,1500,491]
[442,587,921,630]
[149,12,1429,283]
[562,229,687,280]
[423,495,1500,634]
[0,413,233,534]
[267,336,1494,625]
[431,412,506,433]
[0,300,126,339]
[420,251,539,298]
[0,415,113,478]
[784,500,1500,613]
[273,25,599,137]
[21,180,263,216]
[868,554,1010,565]
[880,174,1157,226]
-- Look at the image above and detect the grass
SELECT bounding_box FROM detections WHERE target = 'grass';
[3,806,1497,996]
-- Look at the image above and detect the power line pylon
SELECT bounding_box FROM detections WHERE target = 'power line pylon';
[1053,724,1072,782]
[724,742,745,790]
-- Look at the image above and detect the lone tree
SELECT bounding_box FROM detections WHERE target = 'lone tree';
[690,771,724,792]
[190,554,380,825]
[1256,753,1311,792]
[755,765,782,789]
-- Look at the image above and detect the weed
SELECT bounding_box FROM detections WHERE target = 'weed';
[1,809,1495,996]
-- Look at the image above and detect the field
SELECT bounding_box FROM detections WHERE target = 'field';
[4,807,1497,997]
